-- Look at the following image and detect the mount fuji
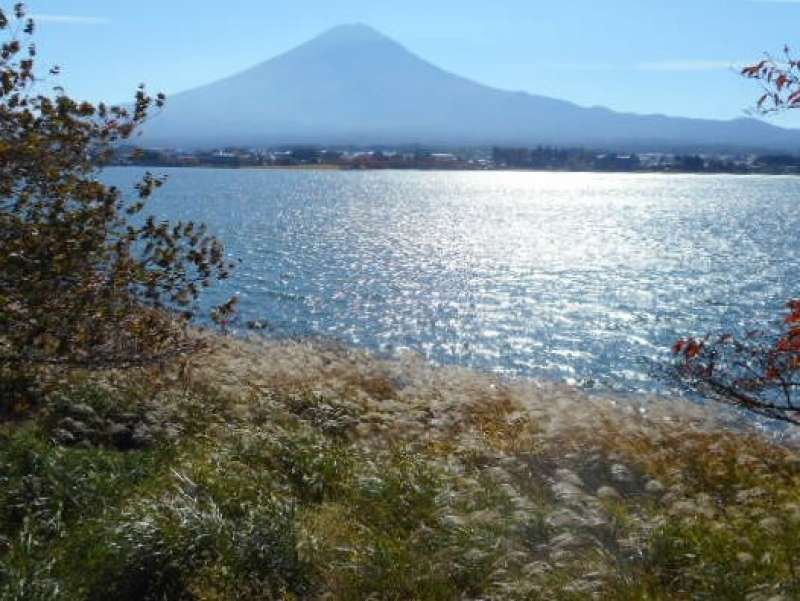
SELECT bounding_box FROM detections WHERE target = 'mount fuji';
[140,24,800,151]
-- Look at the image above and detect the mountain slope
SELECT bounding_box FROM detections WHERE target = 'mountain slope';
[141,24,799,151]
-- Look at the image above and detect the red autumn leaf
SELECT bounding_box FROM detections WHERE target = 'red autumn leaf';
[685,340,704,359]
[777,331,800,352]
[786,300,800,323]
[742,60,768,77]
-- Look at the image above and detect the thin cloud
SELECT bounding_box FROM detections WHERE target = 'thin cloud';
[532,60,617,71]
[636,59,745,72]
[29,14,110,25]
[539,60,749,73]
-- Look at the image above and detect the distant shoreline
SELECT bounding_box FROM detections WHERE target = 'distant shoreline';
[109,163,800,176]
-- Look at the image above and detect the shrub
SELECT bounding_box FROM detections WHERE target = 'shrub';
[673,50,800,425]
[0,4,235,371]
[674,300,800,425]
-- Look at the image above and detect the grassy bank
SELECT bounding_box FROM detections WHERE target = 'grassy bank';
[2,335,800,600]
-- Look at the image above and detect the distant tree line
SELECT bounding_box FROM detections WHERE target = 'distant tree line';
[491,146,783,173]
[114,144,800,174]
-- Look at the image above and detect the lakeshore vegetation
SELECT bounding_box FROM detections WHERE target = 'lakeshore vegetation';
[4,336,800,600]
[3,4,800,600]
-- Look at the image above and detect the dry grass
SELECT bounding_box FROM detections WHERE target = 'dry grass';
[2,333,800,600]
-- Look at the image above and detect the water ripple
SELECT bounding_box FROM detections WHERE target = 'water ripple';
[104,168,800,394]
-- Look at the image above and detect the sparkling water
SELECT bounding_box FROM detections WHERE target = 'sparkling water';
[103,167,800,393]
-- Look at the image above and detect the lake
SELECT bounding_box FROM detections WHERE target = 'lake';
[104,167,800,394]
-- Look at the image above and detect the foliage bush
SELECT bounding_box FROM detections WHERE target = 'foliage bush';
[0,4,234,372]
[674,301,800,425]
[673,50,800,425]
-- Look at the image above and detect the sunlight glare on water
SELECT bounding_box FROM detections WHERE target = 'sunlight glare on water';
[104,168,800,393]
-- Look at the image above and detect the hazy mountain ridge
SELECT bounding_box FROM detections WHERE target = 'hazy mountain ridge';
[141,24,799,151]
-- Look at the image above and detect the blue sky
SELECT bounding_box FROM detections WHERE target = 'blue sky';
[17,0,800,126]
